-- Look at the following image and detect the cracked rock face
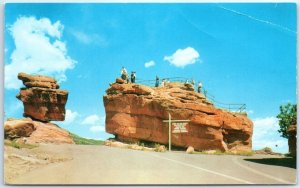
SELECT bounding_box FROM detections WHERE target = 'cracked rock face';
[103,82,253,152]
[16,73,68,122]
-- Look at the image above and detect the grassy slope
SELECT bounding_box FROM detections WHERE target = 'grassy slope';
[69,133,104,145]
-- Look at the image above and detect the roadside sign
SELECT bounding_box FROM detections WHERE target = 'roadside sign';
[162,113,190,151]
[172,122,188,133]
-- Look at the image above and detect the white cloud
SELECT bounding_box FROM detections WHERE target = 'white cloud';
[63,109,79,125]
[72,31,91,44]
[164,47,200,68]
[252,116,288,153]
[82,114,106,133]
[253,117,278,137]
[247,110,254,114]
[71,30,108,47]
[89,125,105,133]
[5,16,76,89]
[82,114,101,125]
[144,60,155,68]
[53,109,78,126]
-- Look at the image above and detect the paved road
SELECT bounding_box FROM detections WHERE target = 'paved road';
[11,144,296,185]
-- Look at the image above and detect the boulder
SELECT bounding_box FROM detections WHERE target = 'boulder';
[107,140,129,149]
[4,118,35,139]
[184,83,195,91]
[4,118,74,144]
[103,82,253,152]
[156,145,167,152]
[116,78,125,84]
[16,72,68,122]
[106,83,153,95]
[186,146,194,154]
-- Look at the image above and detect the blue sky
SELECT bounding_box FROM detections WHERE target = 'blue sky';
[4,3,296,153]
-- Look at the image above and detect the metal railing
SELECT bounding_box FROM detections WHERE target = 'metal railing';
[201,87,246,113]
[135,77,246,113]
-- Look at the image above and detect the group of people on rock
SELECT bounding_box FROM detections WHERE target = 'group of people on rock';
[120,66,203,93]
[184,79,202,93]
[156,77,171,88]
[121,67,136,83]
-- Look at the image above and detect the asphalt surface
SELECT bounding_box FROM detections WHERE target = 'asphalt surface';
[10,144,297,185]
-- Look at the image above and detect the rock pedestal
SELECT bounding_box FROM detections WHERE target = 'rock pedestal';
[103,82,253,152]
[16,72,68,122]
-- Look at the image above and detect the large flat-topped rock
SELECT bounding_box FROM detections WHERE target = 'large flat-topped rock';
[103,82,253,152]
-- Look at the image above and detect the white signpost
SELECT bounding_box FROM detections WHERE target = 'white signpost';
[162,113,190,151]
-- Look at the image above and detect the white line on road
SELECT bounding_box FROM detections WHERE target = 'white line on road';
[232,157,293,184]
[149,153,254,184]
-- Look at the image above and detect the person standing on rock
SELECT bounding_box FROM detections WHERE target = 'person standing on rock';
[131,72,136,83]
[191,79,195,91]
[155,76,160,87]
[197,81,202,93]
[121,67,128,82]
[161,79,165,87]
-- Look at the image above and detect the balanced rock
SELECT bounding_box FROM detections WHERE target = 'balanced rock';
[104,82,253,152]
[16,72,68,122]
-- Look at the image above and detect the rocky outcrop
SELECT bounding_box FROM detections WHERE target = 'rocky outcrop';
[4,118,74,144]
[254,147,282,156]
[4,119,36,139]
[103,82,253,152]
[16,72,68,122]
[287,125,297,157]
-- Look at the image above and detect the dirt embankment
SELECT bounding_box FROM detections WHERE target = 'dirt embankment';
[4,144,73,184]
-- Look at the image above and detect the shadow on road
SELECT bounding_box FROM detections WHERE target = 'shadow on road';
[244,157,296,169]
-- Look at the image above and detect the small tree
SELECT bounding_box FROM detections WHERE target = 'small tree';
[276,103,297,139]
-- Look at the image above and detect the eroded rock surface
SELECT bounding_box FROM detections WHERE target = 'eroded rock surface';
[104,82,253,152]
[4,118,74,144]
[4,118,36,139]
[16,72,68,122]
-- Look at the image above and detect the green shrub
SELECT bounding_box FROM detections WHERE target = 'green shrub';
[4,139,37,149]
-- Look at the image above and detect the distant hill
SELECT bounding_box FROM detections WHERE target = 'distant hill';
[70,133,104,145]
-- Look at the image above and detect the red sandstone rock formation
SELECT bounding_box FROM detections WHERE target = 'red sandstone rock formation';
[4,118,74,144]
[104,81,253,152]
[16,73,68,122]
